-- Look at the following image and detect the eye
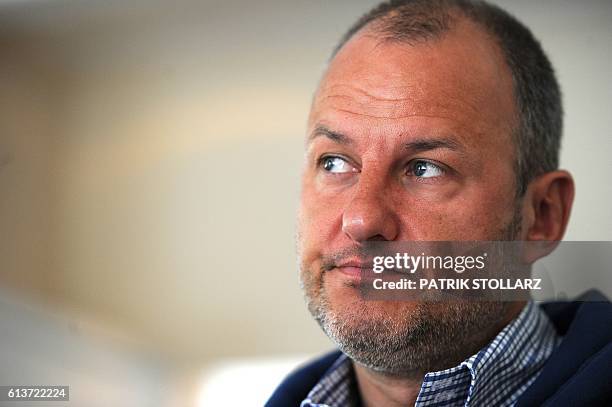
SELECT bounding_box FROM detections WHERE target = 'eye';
[408,160,444,179]
[320,156,356,174]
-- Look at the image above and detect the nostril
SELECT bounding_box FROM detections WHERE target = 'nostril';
[368,234,388,242]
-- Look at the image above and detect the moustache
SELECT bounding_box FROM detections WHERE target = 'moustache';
[320,246,368,272]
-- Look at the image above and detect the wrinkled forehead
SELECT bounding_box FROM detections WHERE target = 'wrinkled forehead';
[309,18,517,141]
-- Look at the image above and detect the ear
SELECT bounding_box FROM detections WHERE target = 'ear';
[520,170,574,261]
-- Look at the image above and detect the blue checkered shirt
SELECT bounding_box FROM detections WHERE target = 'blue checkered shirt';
[301,301,561,407]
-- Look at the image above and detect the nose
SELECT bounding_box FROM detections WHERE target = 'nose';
[342,184,400,243]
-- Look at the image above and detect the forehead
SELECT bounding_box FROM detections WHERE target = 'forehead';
[309,18,517,146]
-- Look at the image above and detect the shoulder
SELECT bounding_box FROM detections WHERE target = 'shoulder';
[265,350,343,407]
[518,291,612,406]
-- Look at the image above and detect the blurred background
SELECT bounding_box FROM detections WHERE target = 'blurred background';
[0,0,611,405]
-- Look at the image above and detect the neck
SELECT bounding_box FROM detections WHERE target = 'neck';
[353,301,526,407]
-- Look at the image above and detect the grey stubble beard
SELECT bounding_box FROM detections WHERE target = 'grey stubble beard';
[299,207,523,377]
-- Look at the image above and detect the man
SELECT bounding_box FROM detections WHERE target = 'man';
[268,0,612,406]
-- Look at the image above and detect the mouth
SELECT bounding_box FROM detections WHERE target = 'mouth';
[335,265,366,278]
[332,258,391,283]
[327,258,369,280]
[325,252,413,285]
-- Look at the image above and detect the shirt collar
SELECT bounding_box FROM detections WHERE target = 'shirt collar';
[300,353,353,407]
[302,301,560,407]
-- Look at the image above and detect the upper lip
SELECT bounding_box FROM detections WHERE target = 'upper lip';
[336,259,407,274]
[336,259,370,269]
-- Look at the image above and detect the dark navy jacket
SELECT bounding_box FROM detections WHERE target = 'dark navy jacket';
[267,292,612,406]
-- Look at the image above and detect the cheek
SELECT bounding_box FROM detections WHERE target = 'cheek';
[298,177,347,257]
[400,185,516,240]
[298,182,331,254]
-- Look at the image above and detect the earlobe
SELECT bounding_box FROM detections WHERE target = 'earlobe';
[525,170,575,243]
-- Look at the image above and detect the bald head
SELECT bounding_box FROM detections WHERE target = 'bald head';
[327,0,562,196]
[314,15,516,135]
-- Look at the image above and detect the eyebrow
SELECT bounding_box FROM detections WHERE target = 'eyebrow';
[309,124,464,153]
[405,138,463,154]
[309,125,352,145]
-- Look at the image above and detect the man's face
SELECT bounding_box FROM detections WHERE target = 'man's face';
[298,19,523,374]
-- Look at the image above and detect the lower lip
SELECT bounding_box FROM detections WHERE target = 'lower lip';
[335,266,364,278]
